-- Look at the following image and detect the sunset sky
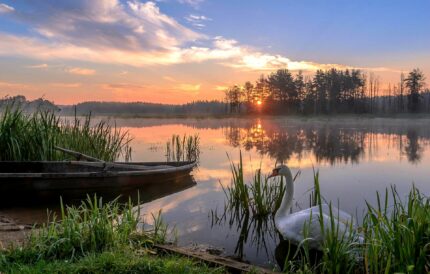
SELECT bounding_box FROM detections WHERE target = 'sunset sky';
[0,0,429,104]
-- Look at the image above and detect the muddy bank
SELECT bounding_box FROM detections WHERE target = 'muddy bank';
[0,214,31,248]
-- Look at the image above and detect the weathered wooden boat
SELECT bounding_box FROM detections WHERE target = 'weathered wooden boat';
[0,161,197,206]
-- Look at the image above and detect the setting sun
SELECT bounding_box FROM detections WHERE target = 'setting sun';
[257,100,262,105]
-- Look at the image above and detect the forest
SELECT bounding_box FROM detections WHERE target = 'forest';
[224,68,429,114]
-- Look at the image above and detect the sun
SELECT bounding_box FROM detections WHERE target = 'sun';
[256,100,262,105]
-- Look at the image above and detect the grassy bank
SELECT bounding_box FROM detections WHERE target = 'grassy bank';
[0,196,223,274]
[0,106,131,161]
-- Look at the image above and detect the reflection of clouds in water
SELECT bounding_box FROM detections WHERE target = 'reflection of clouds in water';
[138,186,211,225]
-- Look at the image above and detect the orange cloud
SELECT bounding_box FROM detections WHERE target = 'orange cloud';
[66,67,96,76]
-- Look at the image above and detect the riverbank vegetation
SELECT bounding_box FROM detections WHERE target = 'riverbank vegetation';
[0,105,131,161]
[217,155,430,273]
[0,196,223,274]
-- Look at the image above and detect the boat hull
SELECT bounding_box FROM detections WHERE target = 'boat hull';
[0,161,197,206]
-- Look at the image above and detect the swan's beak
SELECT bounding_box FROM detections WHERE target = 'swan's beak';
[268,168,279,179]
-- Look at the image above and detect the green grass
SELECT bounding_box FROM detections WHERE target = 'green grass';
[165,134,200,162]
[0,196,223,274]
[0,250,223,274]
[0,105,131,161]
[363,186,430,274]
[221,152,287,218]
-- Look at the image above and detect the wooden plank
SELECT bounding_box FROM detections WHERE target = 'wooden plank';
[54,146,104,162]
[154,244,279,274]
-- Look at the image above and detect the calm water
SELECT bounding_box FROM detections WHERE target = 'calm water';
[3,117,430,269]
[116,117,430,268]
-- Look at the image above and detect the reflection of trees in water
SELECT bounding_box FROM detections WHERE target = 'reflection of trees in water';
[224,124,366,165]
[223,122,424,165]
[404,129,423,163]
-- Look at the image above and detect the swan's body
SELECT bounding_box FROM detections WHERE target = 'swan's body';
[269,166,362,250]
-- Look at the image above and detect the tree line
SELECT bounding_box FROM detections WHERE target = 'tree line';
[224,68,429,114]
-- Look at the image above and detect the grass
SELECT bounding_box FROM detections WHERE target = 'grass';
[0,251,224,274]
[220,152,287,218]
[0,105,131,161]
[165,134,200,162]
[0,196,223,274]
[363,186,430,274]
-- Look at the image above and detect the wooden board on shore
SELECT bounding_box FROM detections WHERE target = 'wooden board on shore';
[154,244,280,274]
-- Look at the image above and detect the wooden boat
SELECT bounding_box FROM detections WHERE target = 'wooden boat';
[0,161,197,206]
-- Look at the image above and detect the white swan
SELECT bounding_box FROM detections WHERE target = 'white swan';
[268,165,362,250]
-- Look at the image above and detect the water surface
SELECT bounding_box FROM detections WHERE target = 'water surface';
[117,117,430,268]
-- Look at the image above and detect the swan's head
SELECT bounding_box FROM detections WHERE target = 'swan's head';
[268,165,292,180]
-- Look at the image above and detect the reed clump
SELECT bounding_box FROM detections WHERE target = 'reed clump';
[221,152,286,218]
[363,186,430,274]
[165,134,200,162]
[0,105,131,161]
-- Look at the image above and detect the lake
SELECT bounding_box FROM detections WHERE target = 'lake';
[3,116,430,269]
[116,117,430,268]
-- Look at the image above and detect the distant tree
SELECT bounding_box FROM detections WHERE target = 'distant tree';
[313,70,328,114]
[225,85,244,113]
[404,68,426,113]
[243,81,254,112]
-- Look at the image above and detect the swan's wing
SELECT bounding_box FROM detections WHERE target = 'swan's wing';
[276,211,325,250]
[309,204,356,226]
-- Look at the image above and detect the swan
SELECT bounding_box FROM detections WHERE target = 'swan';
[268,165,363,250]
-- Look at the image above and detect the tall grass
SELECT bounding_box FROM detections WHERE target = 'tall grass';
[0,105,131,161]
[1,196,166,264]
[363,186,430,274]
[221,152,287,218]
[165,134,200,162]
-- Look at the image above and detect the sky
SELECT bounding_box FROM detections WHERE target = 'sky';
[0,0,429,104]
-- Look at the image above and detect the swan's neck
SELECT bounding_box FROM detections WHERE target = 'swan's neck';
[275,170,294,221]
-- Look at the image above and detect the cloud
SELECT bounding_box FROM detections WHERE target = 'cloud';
[176,83,201,92]
[0,81,29,89]
[178,0,204,8]
[1,0,202,54]
[66,67,96,76]
[185,14,211,29]
[214,85,228,91]
[26,63,49,69]
[0,3,14,13]
[0,1,398,74]
[49,82,81,88]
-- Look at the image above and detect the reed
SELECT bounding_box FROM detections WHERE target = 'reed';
[220,152,286,218]
[165,134,200,162]
[0,105,131,161]
[363,185,430,274]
